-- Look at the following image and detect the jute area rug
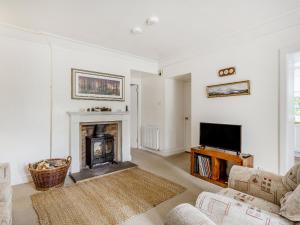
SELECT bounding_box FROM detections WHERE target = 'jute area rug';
[31,168,186,225]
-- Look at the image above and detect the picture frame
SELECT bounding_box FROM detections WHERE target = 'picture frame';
[206,80,250,98]
[71,68,125,101]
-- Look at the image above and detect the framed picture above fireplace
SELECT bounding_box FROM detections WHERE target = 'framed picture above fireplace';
[71,68,125,101]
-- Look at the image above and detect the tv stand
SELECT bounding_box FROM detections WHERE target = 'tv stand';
[190,146,253,187]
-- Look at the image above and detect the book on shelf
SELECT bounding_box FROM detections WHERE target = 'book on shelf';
[194,155,199,173]
[197,155,211,178]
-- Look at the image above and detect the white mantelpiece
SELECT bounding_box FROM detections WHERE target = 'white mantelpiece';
[67,111,131,173]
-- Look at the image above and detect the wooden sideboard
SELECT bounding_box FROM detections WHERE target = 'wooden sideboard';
[190,146,253,187]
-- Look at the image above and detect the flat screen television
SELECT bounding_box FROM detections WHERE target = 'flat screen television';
[200,122,241,153]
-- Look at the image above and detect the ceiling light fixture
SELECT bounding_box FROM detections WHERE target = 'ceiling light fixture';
[146,16,159,25]
[130,26,143,34]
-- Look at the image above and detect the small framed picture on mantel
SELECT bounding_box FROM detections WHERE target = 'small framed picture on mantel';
[71,68,125,101]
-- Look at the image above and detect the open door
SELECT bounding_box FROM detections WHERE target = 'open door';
[130,84,139,148]
[184,80,191,151]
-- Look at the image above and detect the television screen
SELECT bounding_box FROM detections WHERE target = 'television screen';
[200,122,241,153]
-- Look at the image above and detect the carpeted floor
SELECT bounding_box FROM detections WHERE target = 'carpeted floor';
[31,168,186,225]
[13,149,221,225]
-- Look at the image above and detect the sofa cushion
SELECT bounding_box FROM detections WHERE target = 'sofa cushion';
[166,203,216,225]
[282,163,300,191]
[280,184,300,221]
[195,192,293,225]
[218,188,280,214]
[228,165,288,205]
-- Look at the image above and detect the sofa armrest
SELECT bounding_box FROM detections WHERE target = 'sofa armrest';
[166,203,216,225]
[194,192,291,225]
[0,163,10,184]
[228,165,289,205]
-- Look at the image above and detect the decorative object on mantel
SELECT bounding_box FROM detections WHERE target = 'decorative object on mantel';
[86,106,112,112]
[218,67,236,77]
[206,80,250,98]
[28,156,71,191]
[71,68,125,101]
[98,107,111,112]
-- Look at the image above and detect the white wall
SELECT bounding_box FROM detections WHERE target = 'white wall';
[295,124,300,153]
[0,25,158,184]
[163,25,300,173]
[0,36,51,184]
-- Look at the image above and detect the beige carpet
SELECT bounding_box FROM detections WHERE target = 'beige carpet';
[31,167,186,225]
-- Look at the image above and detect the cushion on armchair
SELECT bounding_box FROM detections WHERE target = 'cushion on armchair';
[282,163,300,191]
[195,192,293,225]
[228,165,289,205]
[280,184,300,222]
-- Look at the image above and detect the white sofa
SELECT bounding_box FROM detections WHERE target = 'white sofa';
[0,164,12,225]
[166,164,300,225]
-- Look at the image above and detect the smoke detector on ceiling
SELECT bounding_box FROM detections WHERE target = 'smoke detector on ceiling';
[130,26,143,34]
[146,16,159,25]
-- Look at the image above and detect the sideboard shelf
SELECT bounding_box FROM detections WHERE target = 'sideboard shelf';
[190,147,253,187]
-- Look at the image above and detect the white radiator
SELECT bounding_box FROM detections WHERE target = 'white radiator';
[142,126,160,150]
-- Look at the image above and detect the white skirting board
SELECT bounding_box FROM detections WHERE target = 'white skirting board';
[140,147,186,157]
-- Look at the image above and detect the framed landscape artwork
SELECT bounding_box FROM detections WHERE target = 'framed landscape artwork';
[207,80,250,98]
[71,69,125,101]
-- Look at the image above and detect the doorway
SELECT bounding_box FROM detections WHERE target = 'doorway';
[184,79,192,151]
[280,49,300,174]
[171,73,192,152]
[130,84,139,149]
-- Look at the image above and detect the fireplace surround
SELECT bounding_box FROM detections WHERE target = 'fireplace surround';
[67,111,131,173]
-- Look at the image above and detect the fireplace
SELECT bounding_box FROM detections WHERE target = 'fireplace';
[67,111,131,174]
[86,135,115,168]
[86,124,115,168]
[80,122,120,169]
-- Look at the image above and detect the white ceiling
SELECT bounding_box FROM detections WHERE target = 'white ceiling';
[0,0,300,63]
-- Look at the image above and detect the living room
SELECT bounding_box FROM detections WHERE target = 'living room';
[1,1,300,225]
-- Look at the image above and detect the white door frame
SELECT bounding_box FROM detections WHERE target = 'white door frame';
[279,46,300,174]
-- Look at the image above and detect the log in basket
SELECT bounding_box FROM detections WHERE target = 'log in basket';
[28,156,72,191]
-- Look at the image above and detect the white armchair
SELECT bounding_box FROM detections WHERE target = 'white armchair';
[0,163,12,225]
[166,164,300,225]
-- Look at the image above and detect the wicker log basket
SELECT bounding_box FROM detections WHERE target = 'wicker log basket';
[29,156,72,191]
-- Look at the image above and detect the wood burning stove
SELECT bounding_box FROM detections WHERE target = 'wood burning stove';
[86,125,115,169]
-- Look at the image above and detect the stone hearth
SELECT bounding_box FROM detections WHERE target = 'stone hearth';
[69,161,137,183]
